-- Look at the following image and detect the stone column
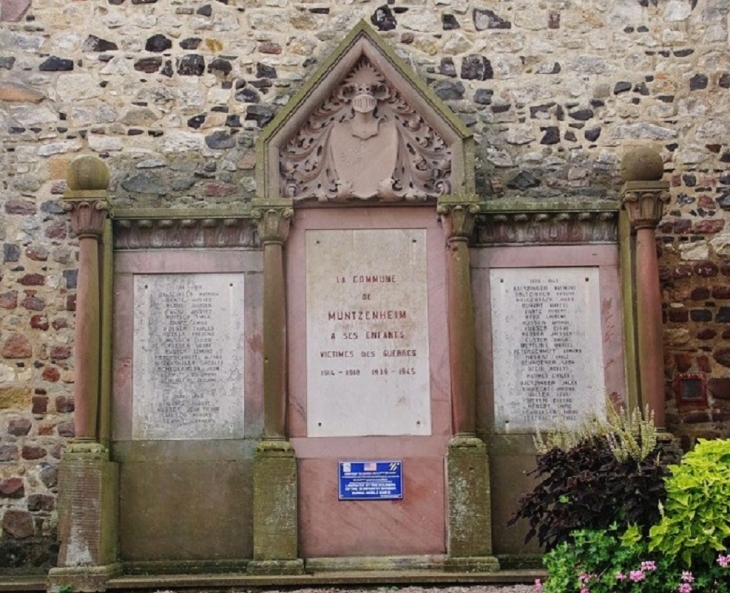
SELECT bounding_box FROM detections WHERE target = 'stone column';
[248,199,303,575]
[49,156,121,592]
[64,164,109,441]
[620,148,670,430]
[253,201,293,440]
[438,198,480,436]
[437,196,499,573]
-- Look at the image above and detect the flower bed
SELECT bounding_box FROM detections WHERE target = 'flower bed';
[511,410,730,593]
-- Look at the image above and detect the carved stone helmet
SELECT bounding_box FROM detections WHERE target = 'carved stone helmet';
[338,59,390,114]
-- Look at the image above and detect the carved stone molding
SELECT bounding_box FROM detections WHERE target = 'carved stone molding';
[621,182,671,231]
[437,200,480,241]
[63,199,110,238]
[474,210,618,245]
[280,56,452,203]
[251,203,294,245]
[113,217,259,250]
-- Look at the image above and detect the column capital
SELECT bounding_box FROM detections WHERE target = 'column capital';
[620,181,670,231]
[437,196,480,241]
[63,197,111,238]
[63,155,112,238]
[251,199,294,244]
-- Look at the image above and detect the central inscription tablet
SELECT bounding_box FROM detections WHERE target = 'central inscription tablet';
[305,229,431,437]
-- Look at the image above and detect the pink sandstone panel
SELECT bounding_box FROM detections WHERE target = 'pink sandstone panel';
[288,207,450,557]
[298,456,446,557]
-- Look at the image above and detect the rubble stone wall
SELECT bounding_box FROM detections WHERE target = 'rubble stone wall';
[1,0,729,572]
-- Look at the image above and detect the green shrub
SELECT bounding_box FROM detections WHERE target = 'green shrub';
[649,439,730,566]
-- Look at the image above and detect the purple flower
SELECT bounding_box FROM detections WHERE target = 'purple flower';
[718,554,730,568]
[630,570,645,582]
[678,583,692,593]
[579,573,592,584]
[615,572,627,581]
[534,579,543,590]
[641,561,657,572]
[681,571,694,583]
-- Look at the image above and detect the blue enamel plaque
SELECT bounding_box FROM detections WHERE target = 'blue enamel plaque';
[338,460,403,501]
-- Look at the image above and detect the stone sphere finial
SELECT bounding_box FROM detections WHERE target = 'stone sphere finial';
[621,147,664,182]
[66,155,110,191]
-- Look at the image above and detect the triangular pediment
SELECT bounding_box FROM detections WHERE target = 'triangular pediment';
[257,21,473,202]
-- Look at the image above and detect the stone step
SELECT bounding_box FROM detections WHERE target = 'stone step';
[0,569,544,593]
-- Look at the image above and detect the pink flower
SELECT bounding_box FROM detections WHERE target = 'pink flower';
[678,583,692,593]
[534,579,543,590]
[630,570,645,582]
[641,561,657,572]
[718,554,730,568]
[681,571,694,583]
[579,573,592,584]
[580,588,589,593]
[615,572,627,581]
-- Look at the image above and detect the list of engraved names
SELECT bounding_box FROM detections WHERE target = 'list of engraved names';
[305,229,430,437]
[490,267,605,431]
[132,273,245,440]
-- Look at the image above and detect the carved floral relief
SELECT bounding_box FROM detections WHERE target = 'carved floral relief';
[280,57,452,202]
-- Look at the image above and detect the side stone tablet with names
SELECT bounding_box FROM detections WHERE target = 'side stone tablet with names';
[132,273,245,440]
[490,267,605,432]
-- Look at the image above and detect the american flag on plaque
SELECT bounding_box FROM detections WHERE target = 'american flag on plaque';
[363,462,377,471]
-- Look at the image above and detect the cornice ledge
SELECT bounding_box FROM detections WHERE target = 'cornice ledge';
[473,202,619,246]
[113,210,259,250]
[477,197,620,214]
[112,206,254,220]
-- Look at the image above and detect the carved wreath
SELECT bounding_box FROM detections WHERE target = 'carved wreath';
[280,57,452,202]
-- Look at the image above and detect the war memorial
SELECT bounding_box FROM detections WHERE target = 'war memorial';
[1,0,729,590]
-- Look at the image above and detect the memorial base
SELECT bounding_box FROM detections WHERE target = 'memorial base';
[251,439,301,571]
[446,437,497,564]
[47,563,122,593]
[306,555,445,572]
[55,443,119,589]
[444,556,500,573]
[246,559,305,576]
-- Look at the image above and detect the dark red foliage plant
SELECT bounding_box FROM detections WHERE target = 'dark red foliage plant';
[508,432,677,551]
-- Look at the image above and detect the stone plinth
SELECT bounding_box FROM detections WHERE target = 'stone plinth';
[49,444,120,592]
[445,437,499,572]
[248,440,303,575]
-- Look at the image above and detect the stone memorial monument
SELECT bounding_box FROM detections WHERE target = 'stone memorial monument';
[49,21,668,592]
